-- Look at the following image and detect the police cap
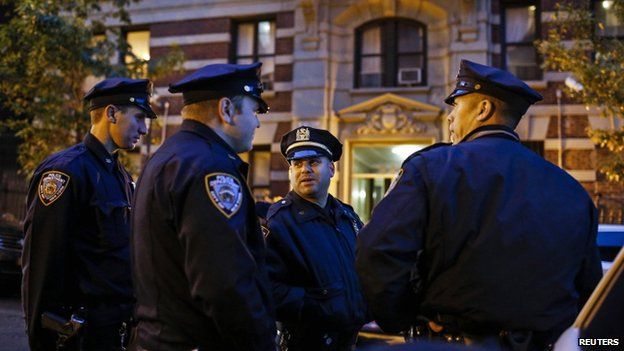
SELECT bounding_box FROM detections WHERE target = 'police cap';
[168,62,269,113]
[280,126,342,162]
[84,77,156,118]
[444,60,543,110]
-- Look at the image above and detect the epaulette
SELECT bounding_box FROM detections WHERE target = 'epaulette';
[35,144,87,175]
[335,198,356,214]
[402,142,451,167]
[266,197,292,220]
[335,199,363,233]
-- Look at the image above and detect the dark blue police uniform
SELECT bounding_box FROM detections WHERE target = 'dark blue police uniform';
[265,127,369,351]
[131,63,276,351]
[356,60,603,349]
[22,77,155,351]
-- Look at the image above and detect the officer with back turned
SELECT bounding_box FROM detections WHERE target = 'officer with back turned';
[131,62,276,350]
[356,60,602,350]
[22,78,155,350]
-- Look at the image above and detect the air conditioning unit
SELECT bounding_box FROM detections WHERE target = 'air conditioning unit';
[398,68,422,85]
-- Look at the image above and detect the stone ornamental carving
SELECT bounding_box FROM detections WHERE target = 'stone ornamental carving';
[357,103,427,135]
[300,0,320,50]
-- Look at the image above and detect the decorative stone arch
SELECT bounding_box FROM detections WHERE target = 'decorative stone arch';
[336,93,442,139]
[333,0,448,30]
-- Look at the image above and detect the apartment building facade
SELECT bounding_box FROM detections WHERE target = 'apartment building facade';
[110,0,623,222]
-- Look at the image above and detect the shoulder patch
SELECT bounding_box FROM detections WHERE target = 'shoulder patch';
[205,173,243,218]
[385,168,404,196]
[38,171,71,206]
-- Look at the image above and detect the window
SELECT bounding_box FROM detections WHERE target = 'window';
[501,2,541,80]
[122,29,150,77]
[232,19,275,90]
[355,18,427,88]
[593,1,624,37]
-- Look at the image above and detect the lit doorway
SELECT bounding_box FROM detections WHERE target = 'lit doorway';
[346,141,432,222]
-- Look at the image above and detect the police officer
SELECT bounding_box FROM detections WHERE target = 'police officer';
[22,78,155,350]
[266,126,368,351]
[131,62,275,350]
[355,60,603,350]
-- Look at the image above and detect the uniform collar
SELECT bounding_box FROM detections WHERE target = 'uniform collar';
[84,132,117,171]
[289,191,344,223]
[180,119,244,167]
[460,125,520,143]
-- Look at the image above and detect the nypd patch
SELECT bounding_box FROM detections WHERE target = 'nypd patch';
[205,173,243,218]
[384,168,404,197]
[38,171,70,206]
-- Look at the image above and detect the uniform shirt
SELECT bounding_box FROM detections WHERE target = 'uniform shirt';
[22,133,134,351]
[132,119,275,351]
[266,191,368,332]
[356,126,602,340]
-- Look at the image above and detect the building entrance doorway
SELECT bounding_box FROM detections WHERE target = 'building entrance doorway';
[348,141,431,222]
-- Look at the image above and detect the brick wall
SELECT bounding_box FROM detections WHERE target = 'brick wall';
[564,149,595,170]
[152,42,229,61]
[544,149,595,170]
[541,0,561,12]
[546,114,589,138]
[269,121,293,197]
[272,11,294,112]
[275,64,293,82]
[148,9,295,118]
[151,17,230,37]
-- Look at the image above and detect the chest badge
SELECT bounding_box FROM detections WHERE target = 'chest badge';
[205,173,243,218]
[38,171,70,206]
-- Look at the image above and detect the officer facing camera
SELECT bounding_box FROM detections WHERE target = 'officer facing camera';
[132,62,276,351]
[22,77,156,350]
[356,60,602,351]
[265,126,368,351]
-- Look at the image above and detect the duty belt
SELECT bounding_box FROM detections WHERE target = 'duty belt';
[403,315,553,351]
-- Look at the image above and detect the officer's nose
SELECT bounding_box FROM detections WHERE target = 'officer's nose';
[302,161,313,173]
[138,118,148,135]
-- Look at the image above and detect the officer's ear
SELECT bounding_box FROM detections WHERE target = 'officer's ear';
[328,161,335,178]
[105,105,118,124]
[217,97,235,125]
[476,99,495,122]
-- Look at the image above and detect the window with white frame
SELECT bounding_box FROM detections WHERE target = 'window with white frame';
[355,18,427,88]
[233,19,276,91]
[123,29,150,77]
[593,0,624,37]
[502,1,542,80]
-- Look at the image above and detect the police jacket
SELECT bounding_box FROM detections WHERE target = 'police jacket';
[266,191,368,332]
[356,125,602,340]
[132,119,276,351]
[22,133,134,351]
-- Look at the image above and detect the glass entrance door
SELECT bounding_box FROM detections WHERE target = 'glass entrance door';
[350,143,430,222]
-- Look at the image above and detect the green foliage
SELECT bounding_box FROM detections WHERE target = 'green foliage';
[538,0,624,182]
[0,0,184,176]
